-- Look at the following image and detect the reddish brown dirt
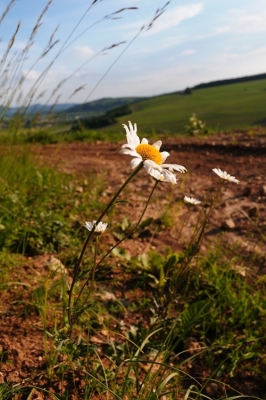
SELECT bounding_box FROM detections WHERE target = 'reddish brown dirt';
[35,131,266,260]
[1,130,266,399]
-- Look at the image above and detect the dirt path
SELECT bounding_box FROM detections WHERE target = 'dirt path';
[35,131,266,265]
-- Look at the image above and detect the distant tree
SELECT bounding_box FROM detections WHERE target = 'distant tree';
[183,87,192,95]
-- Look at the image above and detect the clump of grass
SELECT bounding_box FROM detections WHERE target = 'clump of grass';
[0,146,106,256]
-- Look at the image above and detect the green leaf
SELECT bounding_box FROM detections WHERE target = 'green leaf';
[181,300,212,328]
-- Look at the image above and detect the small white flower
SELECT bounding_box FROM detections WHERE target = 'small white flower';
[184,196,201,205]
[84,220,108,234]
[212,168,239,184]
[120,121,187,184]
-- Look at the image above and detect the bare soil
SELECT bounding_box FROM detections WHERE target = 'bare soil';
[35,130,266,259]
[1,130,266,399]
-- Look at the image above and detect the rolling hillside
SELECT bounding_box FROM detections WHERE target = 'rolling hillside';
[65,97,146,116]
[110,78,266,135]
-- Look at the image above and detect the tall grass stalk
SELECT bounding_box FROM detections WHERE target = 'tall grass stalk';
[0,0,169,138]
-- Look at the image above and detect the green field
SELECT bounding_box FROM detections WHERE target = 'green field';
[2,77,266,144]
[110,78,266,135]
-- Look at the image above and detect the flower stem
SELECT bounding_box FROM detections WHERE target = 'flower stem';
[67,161,143,333]
[182,180,225,267]
[75,179,159,310]
[95,179,159,268]
[90,236,98,290]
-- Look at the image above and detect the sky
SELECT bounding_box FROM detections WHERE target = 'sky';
[1,0,266,106]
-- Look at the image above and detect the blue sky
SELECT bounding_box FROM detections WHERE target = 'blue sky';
[1,0,266,105]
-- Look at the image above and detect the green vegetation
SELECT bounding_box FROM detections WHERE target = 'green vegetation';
[0,147,106,257]
[49,77,265,140]
[66,96,146,116]
[2,77,266,144]
[0,139,265,398]
[113,78,266,134]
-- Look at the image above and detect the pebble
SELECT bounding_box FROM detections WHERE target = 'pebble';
[222,218,235,229]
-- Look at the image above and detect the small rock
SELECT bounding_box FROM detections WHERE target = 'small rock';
[205,382,219,396]
[262,185,266,196]
[222,218,235,229]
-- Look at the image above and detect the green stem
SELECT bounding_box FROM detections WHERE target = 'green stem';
[182,180,225,267]
[67,161,143,332]
[90,236,98,290]
[95,179,159,269]
[75,179,159,309]
[174,209,190,244]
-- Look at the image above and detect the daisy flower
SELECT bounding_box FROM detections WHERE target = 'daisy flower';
[120,121,187,184]
[84,220,108,235]
[212,168,239,184]
[184,196,201,205]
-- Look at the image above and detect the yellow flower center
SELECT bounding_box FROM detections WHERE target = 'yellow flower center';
[135,144,162,165]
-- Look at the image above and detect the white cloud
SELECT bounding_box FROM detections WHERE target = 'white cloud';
[73,46,95,58]
[249,45,266,56]
[230,14,266,33]
[181,49,196,56]
[214,9,266,36]
[22,70,40,81]
[144,3,204,35]
[215,26,231,35]
[136,36,184,53]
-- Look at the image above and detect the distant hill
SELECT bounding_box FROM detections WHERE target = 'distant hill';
[2,72,266,134]
[1,97,147,118]
[65,97,147,115]
[102,75,266,134]
[68,73,266,134]
[192,72,266,90]
[3,103,77,117]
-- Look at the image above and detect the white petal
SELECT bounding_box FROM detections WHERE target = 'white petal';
[121,143,135,149]
[144,160,177,183]
[148,167,177,184]
[84,221,94,231]
[144,159,162,172]
[184,196,201,205]
[130,158,142,169]
[122,123,131,141]
[141,138,149,144]
[212,168,239,183]
[162,163,187,173]
[122,121,140,148]
[120,148,140,158]
[149,169,164,181]
[160,151,170,163]
[95,222,108,232]
[152,140,162,150]
[160,169,177,184]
